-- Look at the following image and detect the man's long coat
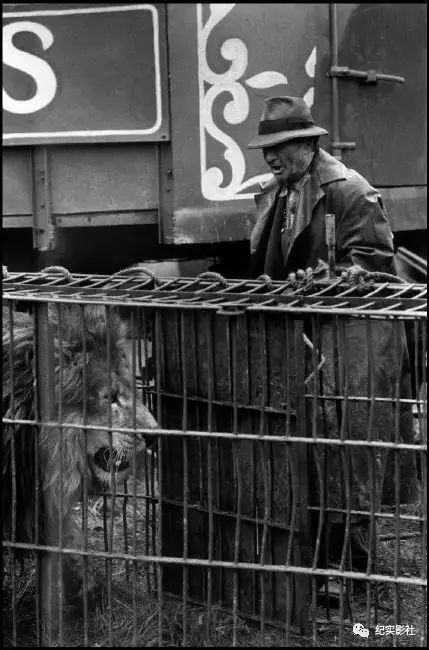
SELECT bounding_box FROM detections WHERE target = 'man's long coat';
[249,147,417,519]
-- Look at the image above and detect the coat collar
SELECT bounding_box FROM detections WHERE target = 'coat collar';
[251,148,348,256]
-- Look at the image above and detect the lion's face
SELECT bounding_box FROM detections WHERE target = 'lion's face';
[83,398,158,488]
[55,310,159,490]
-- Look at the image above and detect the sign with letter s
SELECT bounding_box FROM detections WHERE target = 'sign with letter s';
[2,4,169,145]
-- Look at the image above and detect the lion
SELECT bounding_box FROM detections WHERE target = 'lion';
[2,303,158,613]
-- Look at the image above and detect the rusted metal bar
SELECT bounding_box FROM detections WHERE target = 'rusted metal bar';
[4,417,427,450]
[150,448,158,594]
[4,270,425,294]
[4,540,426,584]
[34,302,60,646]
[130,309,138,647]
[329,65,405,84]
[55,304,65,646]
[104,305,114,647]
[153,494,425,530]
[231,315,241,648]
[393,319,401,639]
[206,311,214,644]
[366,317,379,630]
[79,304,90,647]
[154,309,164,647]
[144,402,152,594]
[310,314,324,645]
[258,312,269,638]
[5,291,426,319]
[338,317,352,641]
[293,318,312,634]
[140,304,154,599]
[180,310,189,647]
[31,303,42,648]
[282,314,298,642]
[7,302,17,647]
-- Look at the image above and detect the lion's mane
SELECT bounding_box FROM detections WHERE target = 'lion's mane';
[2,304,157,555]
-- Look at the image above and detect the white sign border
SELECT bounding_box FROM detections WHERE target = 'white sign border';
[2,4,162,142]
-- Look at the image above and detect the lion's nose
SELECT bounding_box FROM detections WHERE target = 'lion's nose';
[143,406,159,429]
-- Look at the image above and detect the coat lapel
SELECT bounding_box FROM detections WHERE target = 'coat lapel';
[284,172,324,259]
[283,149,348,266]
[251,148,349,271]
[250,178,280,255]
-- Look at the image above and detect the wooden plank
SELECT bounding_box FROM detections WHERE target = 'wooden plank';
[2,216,32,228]
[2,148,32,216]
[55,211,158,228]
[49,145,159,214]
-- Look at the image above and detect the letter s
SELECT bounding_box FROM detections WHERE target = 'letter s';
[3,21,57,114]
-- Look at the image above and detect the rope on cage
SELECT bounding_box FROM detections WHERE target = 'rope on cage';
[196,271,228,288]
[303,333,326,386]
[286,266,315,293]
[113,264,162,286]
[41,265,74,281]
[340,264,406,288]
[256,274,273,290]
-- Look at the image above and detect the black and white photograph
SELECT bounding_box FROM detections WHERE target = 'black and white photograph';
[2,2,427,647]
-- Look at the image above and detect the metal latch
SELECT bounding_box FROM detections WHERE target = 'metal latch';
[328,66,405,84]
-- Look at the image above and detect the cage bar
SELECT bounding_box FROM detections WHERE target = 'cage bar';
[2,273,427,647]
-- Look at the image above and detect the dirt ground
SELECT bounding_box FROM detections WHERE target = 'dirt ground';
[3,479,426,648]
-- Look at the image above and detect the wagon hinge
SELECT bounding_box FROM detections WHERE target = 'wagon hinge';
[31,147,57,252]
[328,65,406,85]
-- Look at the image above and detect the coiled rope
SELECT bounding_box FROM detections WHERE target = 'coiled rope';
[40,265,74,281]
[256,274,273,290]
[340,265,405,288]
[286,266,316,292]
[285,263,405,293]
[112,264,162,286]
[196,271,228,288]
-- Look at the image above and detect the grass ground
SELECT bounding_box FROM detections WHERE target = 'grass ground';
[2,484,426,647]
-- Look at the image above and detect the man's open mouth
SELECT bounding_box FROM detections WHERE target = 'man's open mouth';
[270,164,284,175]
[93,447,130,473]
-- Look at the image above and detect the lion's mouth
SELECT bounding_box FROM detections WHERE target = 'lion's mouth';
[93,447,130,474]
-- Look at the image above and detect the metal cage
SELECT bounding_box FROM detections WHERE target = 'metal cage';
[2,270,427,647]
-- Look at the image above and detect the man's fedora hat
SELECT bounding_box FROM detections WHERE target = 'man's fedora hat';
[247,96,328,149]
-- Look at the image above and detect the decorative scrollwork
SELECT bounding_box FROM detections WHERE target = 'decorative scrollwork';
[197,4,316,202]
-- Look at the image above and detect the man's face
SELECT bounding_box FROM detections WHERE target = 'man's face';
[263,139,313,186]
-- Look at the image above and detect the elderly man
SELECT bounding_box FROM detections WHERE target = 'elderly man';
[248,96,417,587]
[248,95,396,280]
